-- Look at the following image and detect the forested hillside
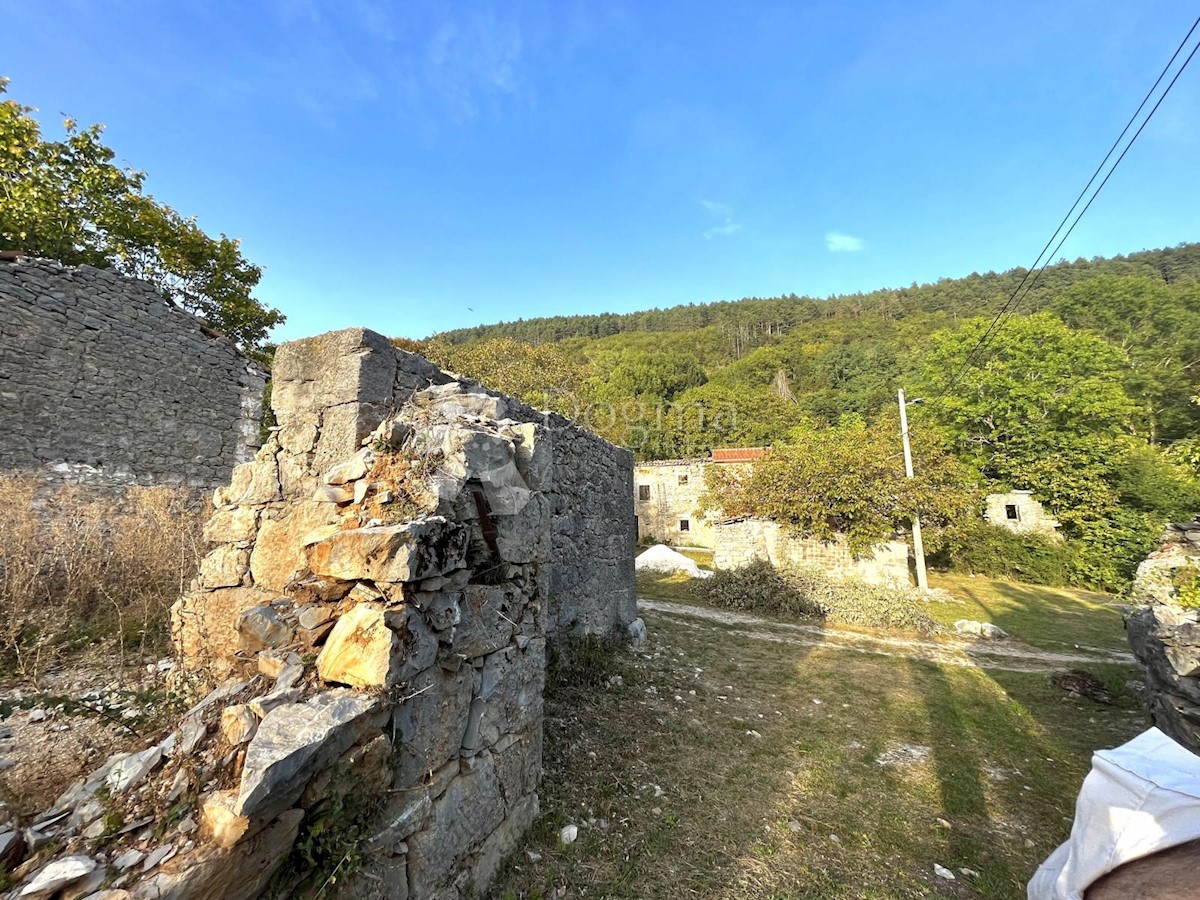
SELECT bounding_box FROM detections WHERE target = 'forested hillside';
[403,243,1200,590]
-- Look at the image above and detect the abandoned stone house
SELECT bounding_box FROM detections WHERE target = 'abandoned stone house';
[634,448,911,585]
[984,490,1061,538]
[633,447,766,547]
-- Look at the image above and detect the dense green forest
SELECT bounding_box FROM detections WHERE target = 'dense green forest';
[405,244,1200,590]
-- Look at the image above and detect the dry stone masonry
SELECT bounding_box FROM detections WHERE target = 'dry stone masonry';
[712,518,911,587]
[1127,520,1200,755]
[0,256,266,489]
[0,328,637,899]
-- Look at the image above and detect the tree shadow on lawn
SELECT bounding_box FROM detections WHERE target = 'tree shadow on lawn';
[932,577,1127,654]
[493,613,1144,900]
[494,613,831,899]
[907,657,1146,899]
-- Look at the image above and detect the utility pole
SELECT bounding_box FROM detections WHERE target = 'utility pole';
[898,388,929,591]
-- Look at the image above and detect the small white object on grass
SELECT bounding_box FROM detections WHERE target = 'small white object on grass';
[559,824,578,845]
[933,864,956,880]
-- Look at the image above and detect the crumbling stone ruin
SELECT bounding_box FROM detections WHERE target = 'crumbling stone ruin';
[0,328,638,899]
[0,256,266,489]
[1126,519,1200,754]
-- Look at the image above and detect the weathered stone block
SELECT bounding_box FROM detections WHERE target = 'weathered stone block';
[199,544,250,589]
[249,502,341,592]
[203,506,258,544]
[392,665,473,787]
[452,585,520,659]
[235,690,387,819]
[405,752,506,899]
[316,603,437,689]
[308,518,468,583]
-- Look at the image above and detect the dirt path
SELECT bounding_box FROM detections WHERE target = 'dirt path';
[637,598,1135,673]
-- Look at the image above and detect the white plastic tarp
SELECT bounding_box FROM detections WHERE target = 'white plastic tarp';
[1028,727,1200,899]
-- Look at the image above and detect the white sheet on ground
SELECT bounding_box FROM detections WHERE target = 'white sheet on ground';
[1028,727,1200,899]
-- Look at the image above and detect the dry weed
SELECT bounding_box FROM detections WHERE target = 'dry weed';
[0,476,205,684]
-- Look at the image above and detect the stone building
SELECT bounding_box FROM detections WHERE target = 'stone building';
[1,327,638,900]
[633,447,766,548]
[984,490,1061,537]
[0,255,266,489]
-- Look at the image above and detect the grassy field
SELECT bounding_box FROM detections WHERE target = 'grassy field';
[923,573,1127,654]
[636,565,1128,654]
[493,571,1144,898]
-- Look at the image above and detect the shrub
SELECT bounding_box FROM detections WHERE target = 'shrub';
[784,567,938,633]
[699,559,938,633]
[932,520,1076,587]
[0,477,205,682]
[701,559,821,618]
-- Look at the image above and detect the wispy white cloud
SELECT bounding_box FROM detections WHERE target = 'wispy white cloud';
[825,231,864,252]
[704,221,743,240]
[701,199,742,240]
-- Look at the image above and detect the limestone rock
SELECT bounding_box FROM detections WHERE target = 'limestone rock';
[220,705,259,746]
[203,506,258,544]
[215,453,281,507]
[173,587,279,676]
[627,617,648,646]
[470,794,539,894]
[199,544,250,589]
[18,854,96,897]
[249,502,341,593]
[406,753,507,894]
[953,619,1008,640]
[505,422,553,492]
[392,665,474,786]
[308,518,468,584]
[476,640,545,750]
[137,807,303,900]
[250,687,302,718]
[106,747,161,793]
[324,448,373,485]
[442,430,530,515]
[237,605,292,653]
[317,603,436,689]
[0,828,25,871]
[312,482,355,503]
[235,690,387,819]
[201,789,250,849]
[452,585,519,658]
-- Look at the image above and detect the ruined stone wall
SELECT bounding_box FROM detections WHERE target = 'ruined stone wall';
[713,518,912,587]
[0,328,637,900]
[0,257,265,489]
[1126,520,1200,755]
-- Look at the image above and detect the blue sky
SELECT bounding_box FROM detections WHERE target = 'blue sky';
[2,1,1197,341]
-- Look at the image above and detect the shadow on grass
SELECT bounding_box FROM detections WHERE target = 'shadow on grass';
[928,575,1126,654]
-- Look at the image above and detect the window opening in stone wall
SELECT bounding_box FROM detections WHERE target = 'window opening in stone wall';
[678,474,688,485]
[638,484,651,501]
[1005,504,1019,521]
[679,519,690,532]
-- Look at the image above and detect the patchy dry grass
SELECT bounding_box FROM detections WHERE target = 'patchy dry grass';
[495,608,1144,899]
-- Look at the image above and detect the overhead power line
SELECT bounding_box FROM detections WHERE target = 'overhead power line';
[911,13,1200,431]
